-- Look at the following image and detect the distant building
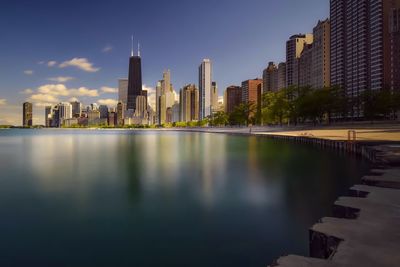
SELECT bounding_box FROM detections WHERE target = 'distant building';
[286,34,313,87]
[199,59,212,119]
[45,106,52,127]
[118,79,128,105]
[117,102,125,126]
[108,112,117,127]
[157,70,175,125]
[87,110,101,126]
[70,101,82,118]
[298,43,313,87]
[166,107,173,123]
[180,84,199,122]
[23,102,33,127]
[211,81,218,113]
[172,102,180,123]
[225,86,242,114]
[135,95,147,118]
[99,105,109,119]
[58,102,73,124]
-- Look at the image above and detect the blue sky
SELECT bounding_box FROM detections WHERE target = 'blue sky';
[0,0,328,125]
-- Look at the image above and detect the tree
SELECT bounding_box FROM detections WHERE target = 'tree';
[210,111,228,127]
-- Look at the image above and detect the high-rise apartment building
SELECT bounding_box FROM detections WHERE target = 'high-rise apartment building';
[242,79,263,107]
[179,84,199,122]
[22,102,33,127]
[225,86,242,114]
[330,0,400,117]
[277,63,287,91]
[286,34,314,87]
[298,44,314,87]
[118,79,128,105]
[199,59,212,120]
[311,19,331,88]
[390,0,400,91]
[263,62,279,92]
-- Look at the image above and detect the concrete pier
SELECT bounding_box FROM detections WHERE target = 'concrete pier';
[270,145,400,267]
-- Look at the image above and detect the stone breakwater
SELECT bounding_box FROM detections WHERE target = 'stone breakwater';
[263,139,400,267]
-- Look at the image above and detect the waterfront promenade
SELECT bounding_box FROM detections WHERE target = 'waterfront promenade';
[173,123,400,142]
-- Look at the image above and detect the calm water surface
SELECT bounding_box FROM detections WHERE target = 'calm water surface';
[0,129,370,267]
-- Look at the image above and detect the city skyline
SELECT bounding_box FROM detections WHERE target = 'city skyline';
[0,0,329,125]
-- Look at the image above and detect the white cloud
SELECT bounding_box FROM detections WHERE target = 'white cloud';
[47,76,74,83]
[59,58,100,72]
[69,97,79,102]
[38,61,45,65]
[38,84,69,96]
[98,99,118,107]
[102,45,113,53]
[24,70,34,75]
[69,87,99,97]
[47,61,57,67]
[101,86,118,94]
[0,99,6,105]
[28,94,60,105]
[21,88,34,94]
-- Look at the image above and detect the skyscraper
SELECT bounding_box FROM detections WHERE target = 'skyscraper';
[211,81,218,113]
[117,102,125,126]
[241,79,263,107]
[199,59,212,120]
[157,70,175,125]
[286,34,314,87]
[390,0,400,91]
[70,101,82,118]
[118,79,128,105]
[330,0,399,117]
[99,105,109,119]
[225,86,242,114]
[45,106,52,127]
[263,62,279,92]
[180,84,199,122]
[127,39,144,111]
[58,102,73,121]
[311,19,330,89]
[22,102,32,127]
[277,63,287,91]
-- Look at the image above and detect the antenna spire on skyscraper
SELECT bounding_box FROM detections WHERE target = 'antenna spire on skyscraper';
[138,42,141,57]
[131,35,134,57]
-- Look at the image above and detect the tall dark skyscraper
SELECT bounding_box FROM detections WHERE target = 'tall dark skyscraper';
[127,38,144,111]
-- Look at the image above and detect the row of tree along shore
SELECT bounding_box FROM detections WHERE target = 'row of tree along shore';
[210,86,400,127]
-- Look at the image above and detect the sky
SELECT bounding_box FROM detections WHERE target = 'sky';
[0,0,329,125]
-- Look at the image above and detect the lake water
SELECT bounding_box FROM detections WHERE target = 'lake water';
[0,129,370,267]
